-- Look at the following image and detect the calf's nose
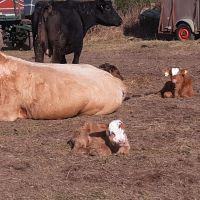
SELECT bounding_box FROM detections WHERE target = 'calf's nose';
[172,79,177,83]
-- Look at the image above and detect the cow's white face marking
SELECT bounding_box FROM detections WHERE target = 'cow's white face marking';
[108,120,126,144]
[171,68,180,76]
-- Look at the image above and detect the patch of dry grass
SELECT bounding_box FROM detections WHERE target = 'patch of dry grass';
[84,37,200,55]
[84,7,142,43]
[1,35,200,200]
[85,26,124,42]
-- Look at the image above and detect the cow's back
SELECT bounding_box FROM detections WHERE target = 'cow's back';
[0,53,126,120]
[26,63,126,118]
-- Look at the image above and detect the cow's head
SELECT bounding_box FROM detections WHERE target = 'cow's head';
[99,63,124,80]
[107,120,127,147]
[164,67,188,84]
[95,0,122,26]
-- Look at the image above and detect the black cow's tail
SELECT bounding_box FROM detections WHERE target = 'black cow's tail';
[38,13,49,55]
[32,2,51,61]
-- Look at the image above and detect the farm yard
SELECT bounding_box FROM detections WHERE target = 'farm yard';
[0,37,200,199]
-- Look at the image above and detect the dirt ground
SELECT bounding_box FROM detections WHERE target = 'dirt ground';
[0,39,200,200]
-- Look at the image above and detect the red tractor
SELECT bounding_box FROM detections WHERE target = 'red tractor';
[0,0,34,49]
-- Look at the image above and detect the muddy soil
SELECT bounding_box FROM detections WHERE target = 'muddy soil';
[0,39,200,200]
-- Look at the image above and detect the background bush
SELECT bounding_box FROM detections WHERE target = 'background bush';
[115,0,157,14]
[86,0,161,42]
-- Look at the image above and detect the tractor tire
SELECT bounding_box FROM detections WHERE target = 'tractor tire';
[176,24,195,41]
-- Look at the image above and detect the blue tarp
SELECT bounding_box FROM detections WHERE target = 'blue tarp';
[24,0,36,16]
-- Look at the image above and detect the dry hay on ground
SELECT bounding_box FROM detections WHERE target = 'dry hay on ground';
[0,40,200,200]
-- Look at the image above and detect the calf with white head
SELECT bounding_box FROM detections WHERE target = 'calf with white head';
[68,119,130,157]
[163,67,195,98]
[108,120,126,145]
[106,119,130,155]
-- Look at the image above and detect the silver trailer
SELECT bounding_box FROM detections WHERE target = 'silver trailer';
[158,0,200,41]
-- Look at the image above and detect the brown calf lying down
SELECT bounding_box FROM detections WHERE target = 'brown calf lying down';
[0,52,126,121]
[68,120,130,157]
[162,67,195,98]
[99,63,124,80]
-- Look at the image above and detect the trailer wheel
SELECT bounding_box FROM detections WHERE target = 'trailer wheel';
[176,24,195,41]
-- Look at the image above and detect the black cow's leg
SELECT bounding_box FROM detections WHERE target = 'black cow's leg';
[61,55,67,64]
[52,47,67,64]
[72,50,82,64]
[35,49,44,62]
[52,48,61,63]
[34,39,45,63]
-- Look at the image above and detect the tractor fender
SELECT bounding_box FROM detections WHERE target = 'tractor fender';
[176,19,195,33]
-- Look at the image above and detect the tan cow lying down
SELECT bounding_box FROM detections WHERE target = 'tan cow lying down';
[0,52,126,121]
[162,67,195,98]
[68,120,130,157]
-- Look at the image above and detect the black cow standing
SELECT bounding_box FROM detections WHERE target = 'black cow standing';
[32,0,122,64]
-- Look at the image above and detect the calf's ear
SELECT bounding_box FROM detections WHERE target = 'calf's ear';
[162,68,170,77]
[119,122,125,129]
[181,69,188,76]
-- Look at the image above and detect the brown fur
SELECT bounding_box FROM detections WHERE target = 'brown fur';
[162,68,195,98]
[68,121,130,157]
[99,63,124,80]
[0,52,126,121]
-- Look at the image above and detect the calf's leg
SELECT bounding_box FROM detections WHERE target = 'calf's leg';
[116,146,130,155]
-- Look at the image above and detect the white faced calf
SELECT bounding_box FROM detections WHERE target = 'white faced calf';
[163,67,195,98]
[68,120,130,157]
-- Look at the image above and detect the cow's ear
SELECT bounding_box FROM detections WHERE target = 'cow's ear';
[120,122,125,129]
[162,68,170,77]
[181,69,188,76]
